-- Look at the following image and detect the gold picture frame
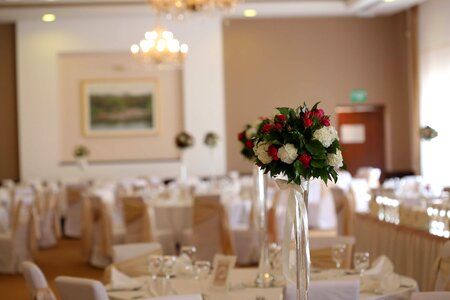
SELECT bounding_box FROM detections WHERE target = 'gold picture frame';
[80,78,160,137]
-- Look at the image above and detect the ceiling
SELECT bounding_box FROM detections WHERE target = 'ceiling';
[0,0,426,22]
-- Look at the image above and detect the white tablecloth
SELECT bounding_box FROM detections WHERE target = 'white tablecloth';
[107,268,417,300]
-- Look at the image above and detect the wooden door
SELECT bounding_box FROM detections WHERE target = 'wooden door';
[336,105,385,176]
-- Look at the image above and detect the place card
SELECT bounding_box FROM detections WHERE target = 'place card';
[210,254,236,292]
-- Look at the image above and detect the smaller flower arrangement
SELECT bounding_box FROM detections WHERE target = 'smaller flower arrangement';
[175,131,194,149]
[419,126,438,141]
[238,119,262,160]
[252,103,343,185]
[73,145,90,159]
[204,132,219,148]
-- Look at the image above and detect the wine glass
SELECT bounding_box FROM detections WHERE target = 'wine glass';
[353,252,370,276]
[331,243,347,269]
[195,260,211,293]
[148,255,163,280]
[180,245,197,263]
[162,255,177,280]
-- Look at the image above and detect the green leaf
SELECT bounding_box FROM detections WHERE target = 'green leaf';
[311,159,326,168]
[306,140,326,155]
[311,102,320,111]
[276,107,291,115]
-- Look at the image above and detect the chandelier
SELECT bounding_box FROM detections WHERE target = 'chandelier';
[148,0,239,19]
[130,27,188,66]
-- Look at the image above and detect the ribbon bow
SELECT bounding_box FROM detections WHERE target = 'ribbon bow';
[276,179,310,300]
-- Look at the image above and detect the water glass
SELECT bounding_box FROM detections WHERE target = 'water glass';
[195,260,211,293]
[162,255,177,279]
[353,252,370,276]
[268,243,282,272]
[331,243,347,269]
[148,255,163,280]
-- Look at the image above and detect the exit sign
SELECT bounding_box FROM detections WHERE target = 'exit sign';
[350,89,368,103]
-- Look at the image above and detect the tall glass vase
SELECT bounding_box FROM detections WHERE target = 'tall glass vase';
[253,166,275,287]
[293,179,310,300]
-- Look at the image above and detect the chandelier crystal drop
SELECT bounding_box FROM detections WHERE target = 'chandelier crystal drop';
[147,0,239,19]
[130,27,188,66]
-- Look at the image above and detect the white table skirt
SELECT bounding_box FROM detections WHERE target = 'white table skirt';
[108,268,417,300]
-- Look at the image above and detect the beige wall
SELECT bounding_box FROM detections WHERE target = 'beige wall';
[224,14,412,174]
[0,23,19,180]
[58,52,182,163]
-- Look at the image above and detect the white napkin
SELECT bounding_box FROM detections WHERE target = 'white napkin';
[108,267,142,291]
[361,255,400,294]
[174,254,195,276]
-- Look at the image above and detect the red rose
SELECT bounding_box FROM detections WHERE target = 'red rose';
[245,140,254,149]
[276,114,287,122]
[314,109,324,118]
[321,116,330,127]
[304,111,313,119]
[275,123,283,130]
[268,145,279,160]
[303,117,312,128]
[298,154,312,168]
[238,132,245,141]
[262,123,274,134]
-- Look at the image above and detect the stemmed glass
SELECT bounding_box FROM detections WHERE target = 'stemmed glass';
[148,255,163,280]
[162,256,177,280]
[195,260,211,294]
[180,246,197,263]
[353,252,370,276]
[332,243,347,269]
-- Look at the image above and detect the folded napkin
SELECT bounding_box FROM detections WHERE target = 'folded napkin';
[108,267,142,291]
[361,255,400,294]
[174,254,195,276]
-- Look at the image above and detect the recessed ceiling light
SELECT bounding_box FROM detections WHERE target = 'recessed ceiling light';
[42,14,56,22]
[243,9,257,18]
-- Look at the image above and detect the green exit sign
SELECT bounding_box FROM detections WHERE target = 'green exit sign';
[350,89,368,103]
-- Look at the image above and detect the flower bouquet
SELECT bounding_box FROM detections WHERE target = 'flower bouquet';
[175,131,194,184]
[73,145,90,171]
[419,126,438,141]
[237,119,262,161]
[204,131,219,148]
[252,102,343,300]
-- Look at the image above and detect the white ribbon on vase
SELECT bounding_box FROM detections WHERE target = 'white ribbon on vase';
[276,179,310,300]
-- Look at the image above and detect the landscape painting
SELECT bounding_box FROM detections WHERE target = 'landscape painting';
[81,79,158,136]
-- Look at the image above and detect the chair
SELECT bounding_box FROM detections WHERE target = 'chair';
[411,292,450,300]
[38,188,61,248]
[112,242,162,263]
[330,187,355,236]
[64,183,87,238]
[189,194,234,262]
[355,166,381,189]
[21,261,56,300]
[121,196,152,243]
[55,276,109,300]
[284,279,359,300]
[309,236,355,269]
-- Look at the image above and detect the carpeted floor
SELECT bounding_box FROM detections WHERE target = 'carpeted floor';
[0,238,103,300]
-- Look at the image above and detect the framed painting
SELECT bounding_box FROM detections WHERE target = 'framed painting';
[80,78,159,137]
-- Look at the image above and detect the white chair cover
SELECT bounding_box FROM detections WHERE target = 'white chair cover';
[38,188,61,248]
[112,242,162,263]
[355,166,381,189]
[283,279,359,300]
[307,179,337,230]
[411,292,450,300]
[64,184,87,238]
[432,240,450,291]
[55,276,109,300]
[21,261,57,300]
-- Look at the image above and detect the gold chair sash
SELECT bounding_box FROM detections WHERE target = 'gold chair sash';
[431,256,450,291]
[28,206,41,257]
[103,248,163,283]
[121,196,152,243]
[66,185,85,206]
[193,195,234,255]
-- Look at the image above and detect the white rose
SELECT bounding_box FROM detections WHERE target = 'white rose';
[253,142,273,164]
[327,149,343,169]
[313,126,339,148]
[277,143,298,164]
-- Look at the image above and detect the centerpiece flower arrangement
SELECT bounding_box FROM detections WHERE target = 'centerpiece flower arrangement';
[204,131,219,148]
[237,119,261,160]
[73,145,90,171]
[175,131,194,184]
[419,126,438,141]
[251,102,343,300]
